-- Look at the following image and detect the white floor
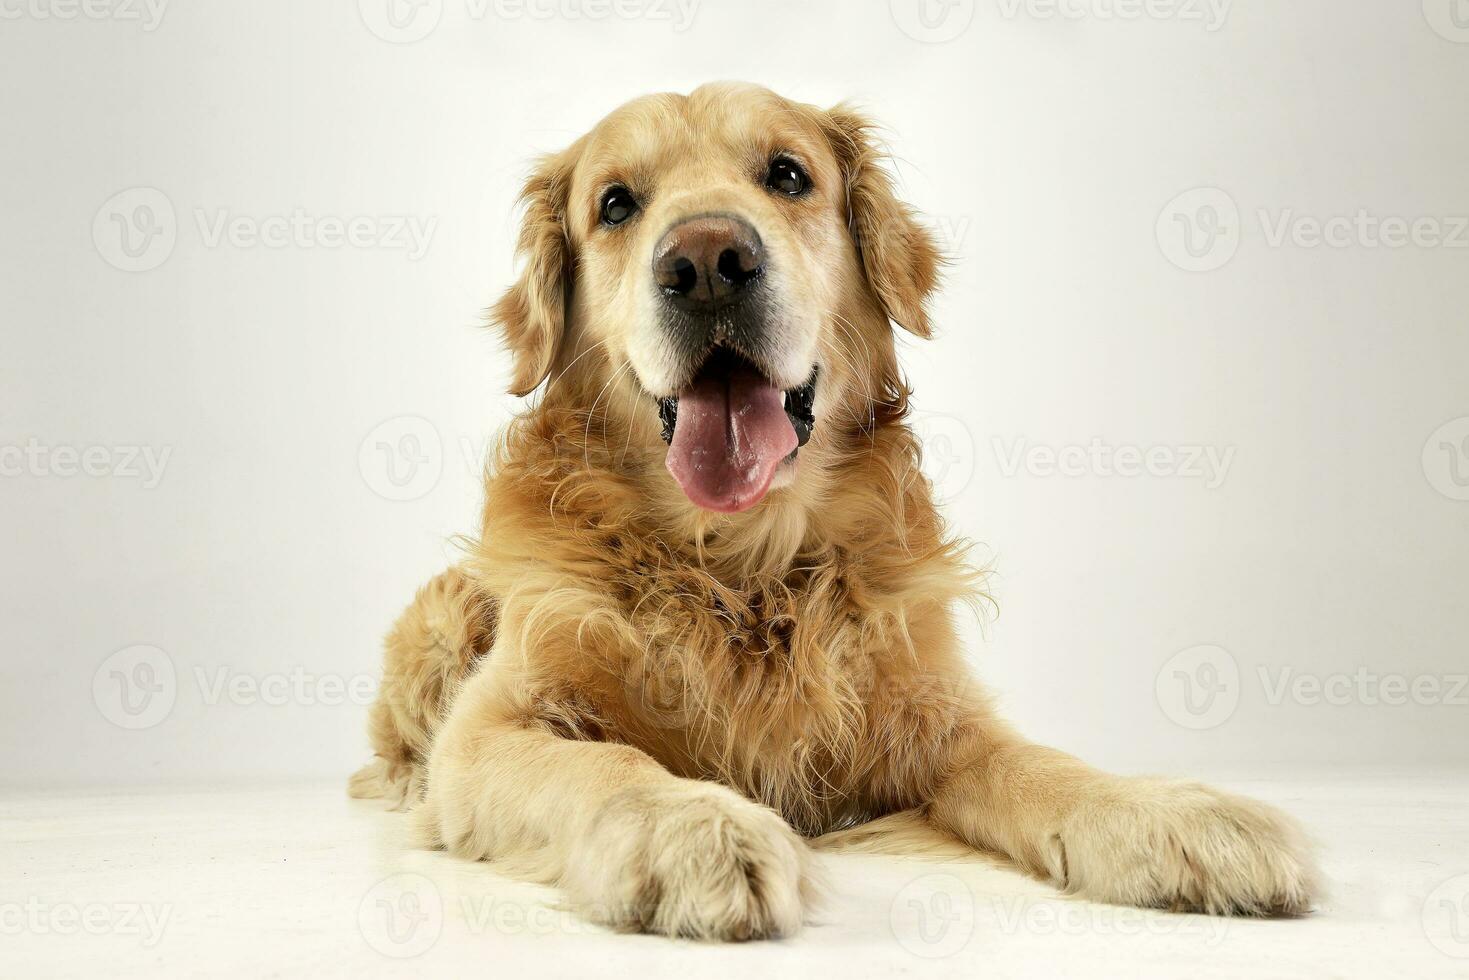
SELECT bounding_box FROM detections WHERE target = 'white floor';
[4,771,1468,978]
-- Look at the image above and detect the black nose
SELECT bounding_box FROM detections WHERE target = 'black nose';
[652,214,765,314]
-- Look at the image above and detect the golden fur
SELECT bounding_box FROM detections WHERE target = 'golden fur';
[351,83,1317,940]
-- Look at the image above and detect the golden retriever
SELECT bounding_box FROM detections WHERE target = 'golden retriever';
[350,82,1316,940]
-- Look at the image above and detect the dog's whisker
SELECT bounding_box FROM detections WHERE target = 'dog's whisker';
[581,358,635,474]
[546,336,612,398]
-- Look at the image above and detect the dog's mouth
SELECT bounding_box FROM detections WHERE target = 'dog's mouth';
[655,347,816,514]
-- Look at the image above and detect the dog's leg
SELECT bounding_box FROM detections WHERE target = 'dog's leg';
[416,660,815,940]
[349,566,496,809]
[927,722,1317,915]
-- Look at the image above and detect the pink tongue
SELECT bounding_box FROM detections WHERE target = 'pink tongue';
[665,365,798,513]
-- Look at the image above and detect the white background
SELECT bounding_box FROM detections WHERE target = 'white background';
[2,0,1466,789]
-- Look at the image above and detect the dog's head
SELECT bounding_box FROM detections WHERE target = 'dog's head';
[493,82,940,515]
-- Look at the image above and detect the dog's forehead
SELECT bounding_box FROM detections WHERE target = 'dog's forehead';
[577,86,829,188]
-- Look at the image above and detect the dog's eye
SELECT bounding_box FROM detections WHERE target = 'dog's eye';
[600,187,638,226]
[764,157,808,196]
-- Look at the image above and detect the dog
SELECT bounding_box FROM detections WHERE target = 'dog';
[350,82,1317,940]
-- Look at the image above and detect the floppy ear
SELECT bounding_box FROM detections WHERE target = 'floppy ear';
[822,104,942,338]
[491,153,573,396]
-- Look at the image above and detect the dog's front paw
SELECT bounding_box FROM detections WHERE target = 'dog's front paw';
[563,782,814,940]
[1048,778,1317,916]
